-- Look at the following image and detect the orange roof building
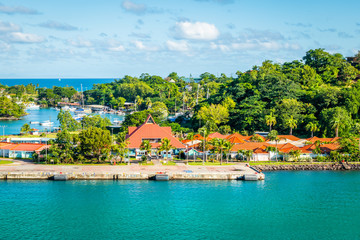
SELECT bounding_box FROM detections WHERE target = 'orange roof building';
[207,132,228,140]
[125,115,185,158]
[0,143,48,159]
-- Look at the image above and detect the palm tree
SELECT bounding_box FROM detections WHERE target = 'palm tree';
[244,150,253,161]
[20,123,31,135]
[140,140,152,160]
[145,97,152,109]
[237,149,246,161]
[306,122,319,138]
[250,134,264,142]
[265,112,276,131]
[288,149,301,162]
[112,140,129,164]
[135,95,143,111]
[198,127,210,164]
[266,130,280,161]
[159,138,174,160]
[285,115,298,135]
[210,138,220,163]
[265,146,277,161]
[217,138,227,165]
[223,141,235,164]
[331,116,341,138]
[312,140,323,155]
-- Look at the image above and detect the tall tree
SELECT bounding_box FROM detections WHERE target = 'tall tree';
[285,115,298,135]
[266,130,280,161]
[78,127,112,162]
[140,140,152,160]
[306,122,319,138]
[20,123,31,134]
[158,138,174,160]
[265,111,276,131]
[58,110,80,131]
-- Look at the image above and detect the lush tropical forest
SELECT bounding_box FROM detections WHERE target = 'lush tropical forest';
[1,48,360,139]
[83,49,360,138]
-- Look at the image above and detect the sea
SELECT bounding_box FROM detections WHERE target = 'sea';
[0,108,123,135]
[0,171,359,240]
[0,78,116,91]
[0,78,122,135]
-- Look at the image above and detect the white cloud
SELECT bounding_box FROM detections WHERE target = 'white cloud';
[173,21,219,40]
[0,3,39,15]
[166,40,189,52]
[121,0,146,14]
[0,20,21,33]
[39,21,78,31]
[108,45,125,52]
[7,32,44,43]
[134,40,158,51]
[68,38,92,48]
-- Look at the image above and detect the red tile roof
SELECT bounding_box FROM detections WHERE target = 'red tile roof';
[277,135,301,141]
[207,132,227,139]
[231,142,270,152]
[0,143,48,152]
[125,114,185,149]
[306,137,340,143]
[227,136,246,144]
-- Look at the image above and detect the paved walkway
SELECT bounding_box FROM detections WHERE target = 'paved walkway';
[0,158,253,175]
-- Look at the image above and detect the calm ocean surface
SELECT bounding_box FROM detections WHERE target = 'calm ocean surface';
[0,108,123,135]
[0,171,359,240]
[0,78,115,90]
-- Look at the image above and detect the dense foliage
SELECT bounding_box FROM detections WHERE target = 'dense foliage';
[83,49,360,138]
[0,96,26,118]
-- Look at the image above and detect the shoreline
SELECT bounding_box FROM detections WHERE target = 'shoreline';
[0,161,264,181]
[254,163,360,171]
[0,116,21,120]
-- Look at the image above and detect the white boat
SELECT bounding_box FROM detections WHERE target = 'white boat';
[113,118,123,125]
[62,106,70,111]
[40,120,54,126]
[30,121,40,124]
[26,103,40,110]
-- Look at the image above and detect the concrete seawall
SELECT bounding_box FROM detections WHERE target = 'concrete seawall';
[0,172,263,180]
[255,163,360,171]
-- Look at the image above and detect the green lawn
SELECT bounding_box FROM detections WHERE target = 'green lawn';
[162,161,176,166]
[188,161,235,166]
[0,160,13,165]
[139,162,154,166]
[247,161,352,166]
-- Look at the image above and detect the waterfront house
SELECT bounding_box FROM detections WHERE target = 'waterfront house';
[125,115,186,159]
[0,143,49,159]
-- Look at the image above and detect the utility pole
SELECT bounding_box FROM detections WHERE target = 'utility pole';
[196,84,199,105]
[182,92,185,112]
[81,84,84,108]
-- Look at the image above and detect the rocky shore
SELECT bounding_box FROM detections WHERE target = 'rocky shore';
[254,163,360,171]
[0,116,21,120]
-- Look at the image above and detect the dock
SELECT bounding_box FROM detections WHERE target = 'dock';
[0,162,265,181]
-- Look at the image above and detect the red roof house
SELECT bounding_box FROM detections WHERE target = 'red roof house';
[125,115,185,149]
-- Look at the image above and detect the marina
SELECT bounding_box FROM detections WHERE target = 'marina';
[0,108,124,135]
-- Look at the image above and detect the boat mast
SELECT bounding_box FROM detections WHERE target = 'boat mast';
[81,84,84,108]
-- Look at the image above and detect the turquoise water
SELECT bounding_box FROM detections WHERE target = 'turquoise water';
[0,78,115,90]
[0,171,359,240]
[0,108,123,135]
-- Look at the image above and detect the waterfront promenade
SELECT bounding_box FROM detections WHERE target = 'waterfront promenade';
[0,159,260,180]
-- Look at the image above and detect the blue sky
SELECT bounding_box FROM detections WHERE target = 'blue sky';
[0,0,359,78]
